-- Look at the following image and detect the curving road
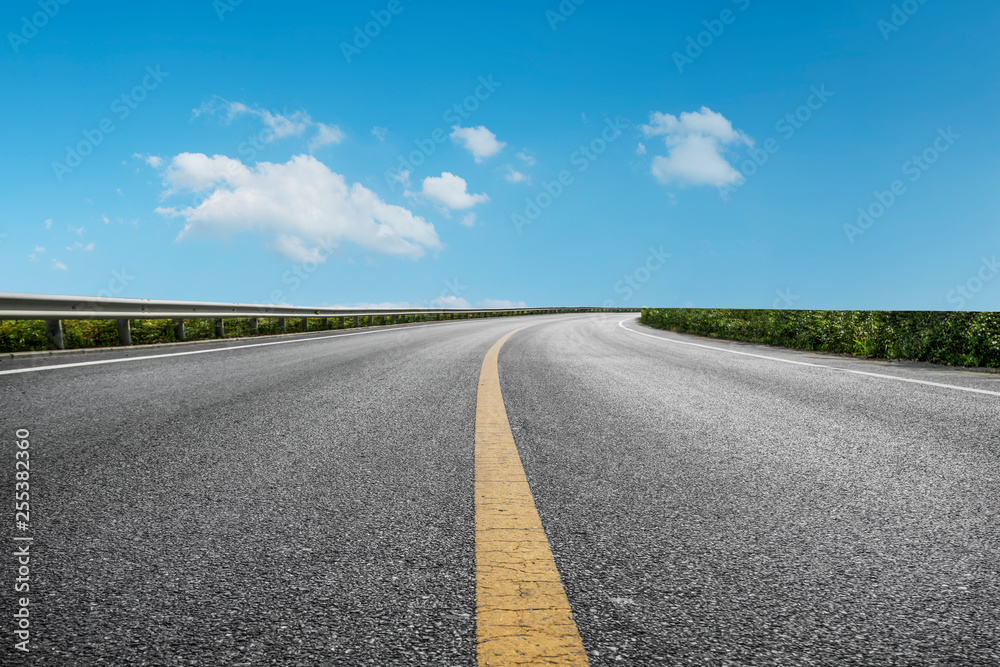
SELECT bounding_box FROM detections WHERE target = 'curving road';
[2,314,998,665]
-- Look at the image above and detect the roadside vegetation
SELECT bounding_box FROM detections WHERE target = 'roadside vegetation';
[0,314,446,354]
[640,309,1000,368]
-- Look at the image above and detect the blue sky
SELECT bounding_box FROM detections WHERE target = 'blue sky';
[1,0,998,310]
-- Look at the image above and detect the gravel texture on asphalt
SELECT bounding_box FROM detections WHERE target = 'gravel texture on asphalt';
[500,316,1000,666]
[1,318,549,666]
[2,313,997,665]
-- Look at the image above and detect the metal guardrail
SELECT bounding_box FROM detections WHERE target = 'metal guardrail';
[0,292,638,351]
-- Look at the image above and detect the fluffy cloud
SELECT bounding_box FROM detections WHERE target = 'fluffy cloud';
[450,125,506,162]
[516,150,536,166]
[196,97,345,150]
[640,107,751,187]
[421,172,489,210]
[52,260,67,271]
[211,100,309,138]
[371,126,388,141]
[309,123,347,150]
[135,153,164,168]
[503,164,530,184]
[154,153,441,261]
[460,213,477,227]
[271,235,327,264]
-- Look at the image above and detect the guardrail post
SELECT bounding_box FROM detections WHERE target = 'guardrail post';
[45,319,65,350]
[321,318,329,330]
[117,319,132,346]
[279,317,287,333]
[248,318,258,335]
[174,319,186,341]
[302,317,309,332]
[215,319,225,338]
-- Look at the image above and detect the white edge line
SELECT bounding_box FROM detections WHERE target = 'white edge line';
[0,320,468,377]
[618,317,1000,398]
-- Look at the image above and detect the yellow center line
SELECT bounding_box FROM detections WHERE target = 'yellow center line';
[475,328,590,666]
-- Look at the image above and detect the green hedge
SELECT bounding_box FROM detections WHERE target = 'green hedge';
[640,309,1000,368]
[0,313,453,354]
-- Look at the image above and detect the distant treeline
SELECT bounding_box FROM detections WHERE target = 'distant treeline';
[640,309,1000,368]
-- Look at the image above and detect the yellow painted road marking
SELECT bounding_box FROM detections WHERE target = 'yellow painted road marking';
[475,328,590,666]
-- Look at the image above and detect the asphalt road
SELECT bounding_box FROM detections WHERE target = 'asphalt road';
[2,314,998,665]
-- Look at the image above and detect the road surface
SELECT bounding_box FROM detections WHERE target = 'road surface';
[2,314,998,665]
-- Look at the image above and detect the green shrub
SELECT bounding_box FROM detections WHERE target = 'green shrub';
[0,320,49,352]
[640,308,1000,368]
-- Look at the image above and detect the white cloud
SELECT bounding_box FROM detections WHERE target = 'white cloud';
[162,152,245,191]
[516,150,536,166]
[135,153,164,168]
[272,235,328,264]
[421,172,489,210]
[460,213,477,227]
[68,225,84,236]
[44,219,52,229]
[640,107,751,187]
[52,260,67,271]
[210,100,310,139]
[450,125,506,163]
[28,246,45,261]
[503,164,530,184]
[153,153,441,261]
[309,123,347,151]
[371,126,388,141]
[196,97,345,151]
[35,246,45,252]
[478,299,527,308]
[636,142,647,155]
[432,295,471,308]
[66,242,95,252]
